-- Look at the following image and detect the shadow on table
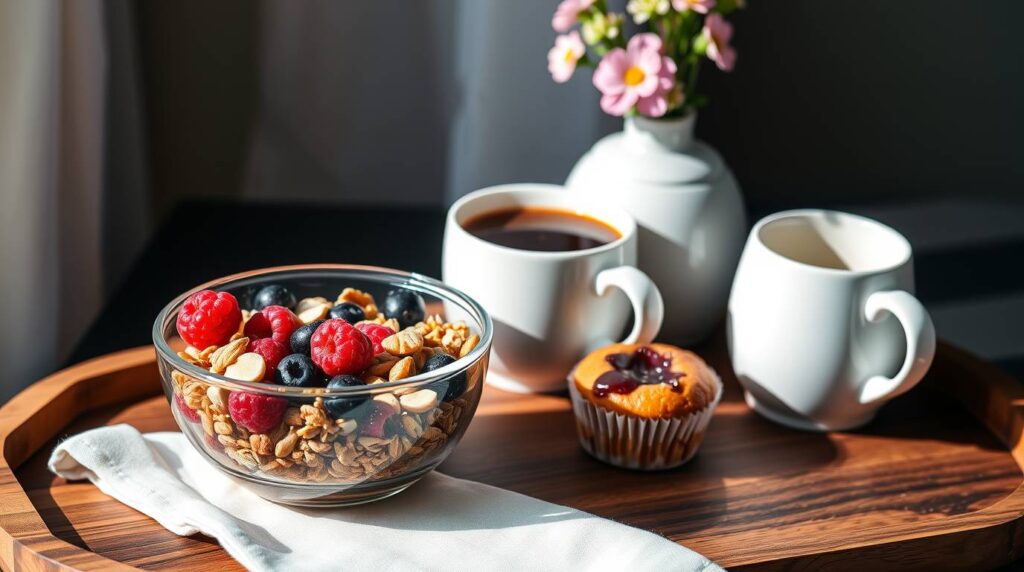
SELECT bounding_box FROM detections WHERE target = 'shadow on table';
[305,470,587,533]
[439,386,840,537]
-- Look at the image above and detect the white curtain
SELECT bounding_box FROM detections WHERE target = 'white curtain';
[245,0,617,205]
[0,0,610,400]
[0,0,148,402]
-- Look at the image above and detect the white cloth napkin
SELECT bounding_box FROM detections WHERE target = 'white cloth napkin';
[49,425,720,572]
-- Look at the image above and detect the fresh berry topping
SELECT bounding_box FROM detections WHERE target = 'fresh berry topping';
[247,305,301,345]
[248,338,291,381]
[382,289,426,329]
[227,391,287,433]
[243,311,272,339]
[275,353,325,388]
[310,319,374,376]
[253,284,297,311]
[329,302,365,324]
[176,290,242,349]
[205,433,223,450]
[593,347,685,398]
[174,392,200,422]
[324,374,368,417]
[423,353,467,401]
[289,320,324,356]
[355,323,395,354]
[362,400,398,438]
[422,352,456,372]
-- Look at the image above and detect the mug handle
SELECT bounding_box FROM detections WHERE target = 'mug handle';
[858,290,936,404]
[594,266,664,344]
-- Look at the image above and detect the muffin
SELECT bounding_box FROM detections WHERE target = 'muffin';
[568,342,722,470]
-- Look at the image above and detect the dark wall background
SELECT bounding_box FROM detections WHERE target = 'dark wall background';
[136,1,259,215]
[699,0,1024,203]
[135,1,1024,210]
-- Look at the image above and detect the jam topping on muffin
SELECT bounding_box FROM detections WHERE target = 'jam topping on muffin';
[593,346,686,397]
[573,342,717,419]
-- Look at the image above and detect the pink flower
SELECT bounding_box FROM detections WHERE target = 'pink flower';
[593,34,676,117]
[672,0,715,13]
[548,31,586,83]
[703,13,737,71]
[552,0,595,33]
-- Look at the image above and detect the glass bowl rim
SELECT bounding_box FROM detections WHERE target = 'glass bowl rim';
[152,264,493,396]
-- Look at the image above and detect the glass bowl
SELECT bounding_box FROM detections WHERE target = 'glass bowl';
[153,265,492,507]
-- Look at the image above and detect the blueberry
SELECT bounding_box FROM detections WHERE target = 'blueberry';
[382,289,426,329]
[289,320,324,355]
[253,284,297,311]
[329,302,365,324]
[276,354,324,388]
[423,353,467,401]
[324,375,368,417]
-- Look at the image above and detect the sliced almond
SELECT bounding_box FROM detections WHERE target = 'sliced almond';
[459,334,480,358]
[224,352,266,382]
[275,429,300,458]
[296,296,329,314]
[413,347,433,370]
[297,302,330,324]
[209,337,249,374]
[206,385,228,410]
[367,354,399,377]
[358,436,390,449]
[441,328,464,356]
[382,328,423,356]
[373,392,401,413]
[401,414,423,439]
[336,287,375,307]
[388,356,415,381]
[336,418,358,435]
[400,389,439,414]
[199,344,219,361]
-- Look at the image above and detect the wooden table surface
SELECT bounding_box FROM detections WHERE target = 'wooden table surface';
[8,333,1024,570]
[19,199,1020,569]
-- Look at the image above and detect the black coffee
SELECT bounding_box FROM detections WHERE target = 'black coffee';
[462,207,621,252]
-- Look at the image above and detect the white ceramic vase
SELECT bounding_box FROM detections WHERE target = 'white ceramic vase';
[566,113,746,343]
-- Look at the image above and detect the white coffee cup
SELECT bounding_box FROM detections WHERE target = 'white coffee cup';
[443,184,664,393]
[728,209,936,431]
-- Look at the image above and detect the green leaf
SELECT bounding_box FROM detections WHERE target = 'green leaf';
[715,0,744,14]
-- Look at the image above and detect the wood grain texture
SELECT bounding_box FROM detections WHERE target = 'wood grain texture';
[2,334,1023,571]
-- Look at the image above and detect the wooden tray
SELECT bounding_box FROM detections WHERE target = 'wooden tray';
[3,333,1024,571]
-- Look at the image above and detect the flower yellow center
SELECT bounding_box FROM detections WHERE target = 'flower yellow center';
[623,66,645,86]
[564,49,576,63]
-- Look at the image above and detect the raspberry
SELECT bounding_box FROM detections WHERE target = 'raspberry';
[174,392,200,423]
[361,400,397,437]
[243,311,272,339]
[248,338,290,381]
[176,290,242,349]
[245,305,300,345]
[356,323,395,355]
[227,391,287,433]
[205,433,223,450]
[310,319,374,376]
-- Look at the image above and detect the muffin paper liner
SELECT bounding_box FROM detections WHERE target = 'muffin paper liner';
[568,371,723,471]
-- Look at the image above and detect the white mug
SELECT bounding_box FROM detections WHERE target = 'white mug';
[728,209,936,431]
[443,184,664,393]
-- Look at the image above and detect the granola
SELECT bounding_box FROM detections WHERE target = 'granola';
[168,283,481,486]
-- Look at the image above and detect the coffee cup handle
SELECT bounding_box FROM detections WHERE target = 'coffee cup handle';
[594,266,664,345]
[858,290,937,404]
